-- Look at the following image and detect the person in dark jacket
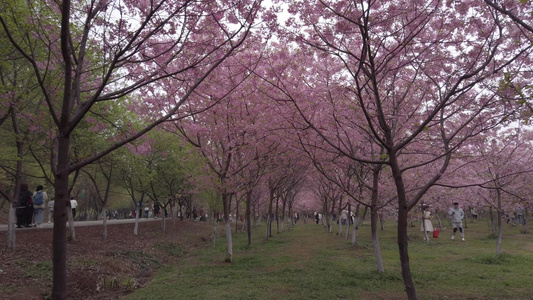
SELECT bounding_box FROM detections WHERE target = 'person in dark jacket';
[16,183,33,228]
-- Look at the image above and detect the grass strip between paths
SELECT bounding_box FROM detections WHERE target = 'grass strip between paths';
[122,220,533,300]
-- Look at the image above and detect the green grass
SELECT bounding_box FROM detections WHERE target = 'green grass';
[122,219,533,300]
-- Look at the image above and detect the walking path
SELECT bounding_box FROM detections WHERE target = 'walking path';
[0,217,159,232]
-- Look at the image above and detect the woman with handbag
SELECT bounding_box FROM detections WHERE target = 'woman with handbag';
[421,205,434,241]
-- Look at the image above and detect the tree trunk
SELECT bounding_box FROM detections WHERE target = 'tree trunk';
[371,207,385,272]
[524,206,529,234]
[8,206,16,249]
[345,220,350,240]
[8,119,24,249]
[223,193,233,262]
[213,221,217,246]
[102,208,107,239]
[390,154,417,300]
[489,206,495,235]
[224,220,233,262]
[52,137,71,299]
[275,197,280,234]
[235,201,239,233]
[496,189,503,255]
[134,206,140,236]
[352,204,362,246]
[266,189,274,238]
[280,197,287,234]
[352,221,358,245]
[338,215,343,236]
[162,211,166,231]
[265,214,271,239]
[379,212,384,231]
[345,204,352,240]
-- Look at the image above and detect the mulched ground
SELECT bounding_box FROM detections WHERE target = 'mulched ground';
[0,220,213,300]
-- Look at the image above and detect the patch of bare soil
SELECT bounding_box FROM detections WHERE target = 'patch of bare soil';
[0,220,213,300]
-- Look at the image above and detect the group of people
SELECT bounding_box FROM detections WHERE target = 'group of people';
[421,202,465,241]
[137,202,165,219]
[16,184,48,228]
[15,184,81,228]
[505,207,526,225]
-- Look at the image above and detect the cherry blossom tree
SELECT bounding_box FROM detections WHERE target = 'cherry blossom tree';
[265,1,533,298]
[0,0,262,297]
[466,128,533,254]
[173,54,272,260]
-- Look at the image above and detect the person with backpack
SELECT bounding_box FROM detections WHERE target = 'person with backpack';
[16,183,33,228]
[33,185,48,228]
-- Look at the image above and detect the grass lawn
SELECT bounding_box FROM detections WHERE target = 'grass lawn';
[122,218,533,300]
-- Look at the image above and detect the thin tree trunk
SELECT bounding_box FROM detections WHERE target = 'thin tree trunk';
[134,207,140,235]
[352,220,358,245]
[8,110,23,249]
[224,220,233,262]
[338,215,343,236]
[162,211,166,231]
[235,201,239,233]
[223,193,233,262]
[496,189,503,255]
[275,197,280,234]
[8,205,16,249]
[371,207,384,272]
[265,214,271,239]
[391,157,417,300]
[101,208,108,239]
[369,165,384,272]
[52,154,70,299]
[489,206,495,235]
[352,204,360,245]
[345,221,350,240]
[346,204,352,240]
[213,220,217,246]
[524,206,529,234]
[267,189,274,238]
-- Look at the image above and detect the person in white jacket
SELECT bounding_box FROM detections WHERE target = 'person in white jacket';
[448,202,465,241]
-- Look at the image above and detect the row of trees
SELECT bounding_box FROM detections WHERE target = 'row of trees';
[1,0,533,299]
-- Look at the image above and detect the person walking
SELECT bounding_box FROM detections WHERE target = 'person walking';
[420,205,434,241]
[153,202,160,219]
[144,205,150,219]
[192,206,198,221]
[16,183,33,228]
[448,202,465,241]
[32,185,48,228]
[70,197,78,219]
